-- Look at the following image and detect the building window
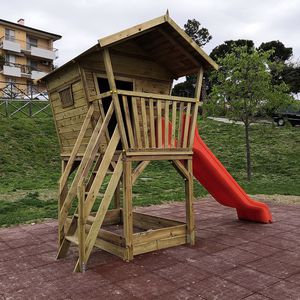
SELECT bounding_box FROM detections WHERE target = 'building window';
[29,60,38,71]
[5,54,16,66]
[59,86,74,108]
[5,29,15,41]
[26,36,38,50]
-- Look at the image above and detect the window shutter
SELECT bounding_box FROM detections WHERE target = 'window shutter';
[59,86,74,108]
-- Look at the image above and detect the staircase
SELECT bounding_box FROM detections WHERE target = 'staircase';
[57,101,123,272]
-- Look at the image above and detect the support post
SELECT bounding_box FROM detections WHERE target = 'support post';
[58,160,68,249]
[123,158,133,261]
[185,159,195,245]
[78,183,86,272]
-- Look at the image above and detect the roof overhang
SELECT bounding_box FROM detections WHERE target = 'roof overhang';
[41,14,218,82]
[0,19,61,41]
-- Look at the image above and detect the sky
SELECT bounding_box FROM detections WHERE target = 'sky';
[1,0,299,67]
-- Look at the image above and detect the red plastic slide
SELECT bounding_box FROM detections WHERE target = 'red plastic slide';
[192,128,272,223]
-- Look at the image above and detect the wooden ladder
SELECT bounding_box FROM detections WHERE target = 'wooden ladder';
[57,101,123,272]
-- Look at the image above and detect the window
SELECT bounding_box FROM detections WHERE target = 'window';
[5,54,16,66]
[26,36,38,50]
[5,29,15,41]
[59,86,74,108]
[29,60,38,71]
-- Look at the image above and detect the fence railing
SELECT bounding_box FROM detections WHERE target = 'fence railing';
[0,35,58,52]
[0,81,50,117]
[0,61,52,75]
[99,90,199,150]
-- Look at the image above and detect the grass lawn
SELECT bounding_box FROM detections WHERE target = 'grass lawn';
[0,115,299,226]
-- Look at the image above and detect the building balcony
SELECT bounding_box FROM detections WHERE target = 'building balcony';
[0,37,21,53]
[0,62,50,80]
[31,70,48,80]
[0,63,21,77]
[0,36,58,60]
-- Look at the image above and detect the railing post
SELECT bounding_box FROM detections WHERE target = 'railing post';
[29,83,33,116]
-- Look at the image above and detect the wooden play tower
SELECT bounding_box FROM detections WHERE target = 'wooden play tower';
[42,13,218,272]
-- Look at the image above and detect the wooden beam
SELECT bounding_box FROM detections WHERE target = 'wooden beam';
[77,183,86,272]
[133,224,186,245]
[133,212,184,230]
[185,159,195,245]
[172,160,190,180]
[165,16,219,70]
[132,160,150,185]
[117,89,197,103]
[188,67,203,147]
[98,15,166,47]
[74,154,123,271]
[102,49,129,149]
[123,160,133,261]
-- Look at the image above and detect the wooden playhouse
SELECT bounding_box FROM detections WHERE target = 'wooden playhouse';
[41,13,218,272]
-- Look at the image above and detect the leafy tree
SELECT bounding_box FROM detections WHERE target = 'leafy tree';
[172,19,212,98]
[257,41,300,94]
[210,39,254,61]
[208,46,292,181]
[258,40,293,62]
[184,19,212,47]
[282,62,300,94]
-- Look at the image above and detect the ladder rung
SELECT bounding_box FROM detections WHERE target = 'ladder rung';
[65,234,79,245]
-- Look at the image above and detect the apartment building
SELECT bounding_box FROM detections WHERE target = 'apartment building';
[0,18,61,97]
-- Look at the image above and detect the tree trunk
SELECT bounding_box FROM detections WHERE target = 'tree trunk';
[201,78,207,117]
[244,120,252,181]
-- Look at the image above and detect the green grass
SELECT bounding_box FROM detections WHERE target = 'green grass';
[0,115,299,226]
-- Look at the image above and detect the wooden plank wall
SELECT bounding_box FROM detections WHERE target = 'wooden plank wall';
[47,64,92,155]
[47,39,175,156]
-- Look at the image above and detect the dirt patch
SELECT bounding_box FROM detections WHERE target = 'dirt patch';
[0,189,58,202]
[251,194,300,205]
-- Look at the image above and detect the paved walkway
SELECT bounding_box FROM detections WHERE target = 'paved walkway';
[207,117,272,125]
[0,196,300,299]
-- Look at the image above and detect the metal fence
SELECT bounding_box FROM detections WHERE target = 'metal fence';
[0,81,50,117]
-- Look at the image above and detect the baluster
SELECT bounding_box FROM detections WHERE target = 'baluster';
[141,97,149,148]
[122,95,135,148]
[171,101,177,148]
[177,102,184,147]
[182,102,191,148]
[164,100,170,148]
[157,100,162,148]
[149,98,156,148]
[132,96,142,149]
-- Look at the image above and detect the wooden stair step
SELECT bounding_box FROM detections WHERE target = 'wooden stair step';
[92,171,114,174]
[65,234,79,245]
[74,213,96,224]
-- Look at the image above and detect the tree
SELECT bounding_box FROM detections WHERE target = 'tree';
[210,39,254,62]
[282,62,300,94]
[258,40,293,62]
[258,41,300,94]
[184,19,212,47]
[208,46,292,181]
[172,19,212,97]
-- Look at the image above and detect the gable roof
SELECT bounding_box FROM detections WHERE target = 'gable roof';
[42,14,217,82]
[99,14,218,72]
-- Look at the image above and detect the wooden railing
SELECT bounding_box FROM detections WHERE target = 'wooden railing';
[96,89,199,151]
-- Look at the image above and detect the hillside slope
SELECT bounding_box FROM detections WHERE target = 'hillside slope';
[0,116,60,193]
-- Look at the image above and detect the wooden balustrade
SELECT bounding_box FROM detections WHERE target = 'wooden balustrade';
[96,89,199,151]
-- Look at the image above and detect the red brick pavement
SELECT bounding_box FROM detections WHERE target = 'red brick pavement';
[0,196,299,300]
